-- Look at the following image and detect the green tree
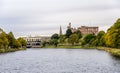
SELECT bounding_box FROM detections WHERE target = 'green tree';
[104,18,120,48]
[58,35,66,44]
[0,32,9,49]
[91,31,105,46]
[17,37,27,48]
[97,31,105,46]
[50,33,59,47]
[0,38,3,49]
[68,34,78,45]
[7,32,16,48]
[49,39,58,47]
[74,30,82,39]
[51,33,59,39]
[42,41,47,47]
[66,29,72,38]
[12,40,21,48]
[82,34,96,45]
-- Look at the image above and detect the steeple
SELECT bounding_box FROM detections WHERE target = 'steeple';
[59,25,62,35]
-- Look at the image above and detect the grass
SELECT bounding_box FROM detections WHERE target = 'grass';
[97,47,120,57]
[108,49,120,57]
[0,48,26,53]
[43,45,97,49]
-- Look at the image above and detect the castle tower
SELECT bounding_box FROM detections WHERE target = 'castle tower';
[69,22,71,28]
[59,25,62,35]
[67,22,71,29]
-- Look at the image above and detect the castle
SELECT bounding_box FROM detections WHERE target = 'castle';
[67,22,98,35]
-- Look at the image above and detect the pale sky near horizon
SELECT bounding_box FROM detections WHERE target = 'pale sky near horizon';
[0,0,120,37]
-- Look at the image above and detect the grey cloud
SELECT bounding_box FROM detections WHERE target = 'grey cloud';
[0,0,120,37]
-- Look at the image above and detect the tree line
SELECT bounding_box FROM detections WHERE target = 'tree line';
[43,18,120,49]
[0,31,27,50]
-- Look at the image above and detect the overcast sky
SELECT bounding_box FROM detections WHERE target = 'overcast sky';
[0,0,120,37]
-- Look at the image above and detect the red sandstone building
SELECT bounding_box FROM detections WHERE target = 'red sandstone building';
[67,23,99,35]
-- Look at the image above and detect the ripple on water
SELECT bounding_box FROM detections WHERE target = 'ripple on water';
[0,48,120,73]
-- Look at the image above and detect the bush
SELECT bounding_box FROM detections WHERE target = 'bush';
[0,49,5,53]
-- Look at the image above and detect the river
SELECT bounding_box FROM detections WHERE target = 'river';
[0,48,120,73]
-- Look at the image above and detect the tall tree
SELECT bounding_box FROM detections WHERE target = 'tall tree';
[12,40,21,48]
[51,33,59,39]
[58,35,66,44]
[68,34,78,45]
[104,18,120,48]
[94,31,105,46]
[82,34,96,45]
[66,29,72,38]
[49,39,58,47]
[50,33,59,47]
[17,37,27,48]
[74,30,82,39]
[0,38,3,48]
[7,32,16,48]
[0,32,9,49]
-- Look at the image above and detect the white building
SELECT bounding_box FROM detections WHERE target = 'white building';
[23,36,50,48]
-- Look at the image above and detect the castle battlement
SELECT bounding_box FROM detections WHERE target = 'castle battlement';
[67,23,99,35]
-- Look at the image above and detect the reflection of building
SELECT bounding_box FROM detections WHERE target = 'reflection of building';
[23,36,50,48]
[67,22,99,34]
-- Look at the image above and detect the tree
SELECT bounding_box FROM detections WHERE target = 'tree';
[74,30,82,39]
[82,34,96,45]
[7,32,16,48]
[68,34,78,45]
[104,18,120,48]
[0,38,3,48]
[42,41,47,47]
[0,30,25,50]
[53,39,58,47]
[58,35,66,44]
[51,33,59,39]
[0,32,9,49]
[49,39,58,47]
[97,31,105,46]
[12,40,21,48]
[17,37,27,47]
[66,29,72,38]
[92,31,105,46]
[50,33,59,47]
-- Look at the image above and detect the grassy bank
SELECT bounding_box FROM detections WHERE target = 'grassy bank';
[43,45,97,49]
[97,47,120,57]
[0,48,26,53]
[108,49,120,57]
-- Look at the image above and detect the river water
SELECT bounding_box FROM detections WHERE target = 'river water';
[0,48,120,73]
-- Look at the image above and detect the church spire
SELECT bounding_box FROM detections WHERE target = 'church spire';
[59,25,62,35]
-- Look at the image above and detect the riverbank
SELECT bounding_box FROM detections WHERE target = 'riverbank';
[97,47,120,57]
[0,48,26,53]
[43,45,96,49]
[43,45,120,57]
